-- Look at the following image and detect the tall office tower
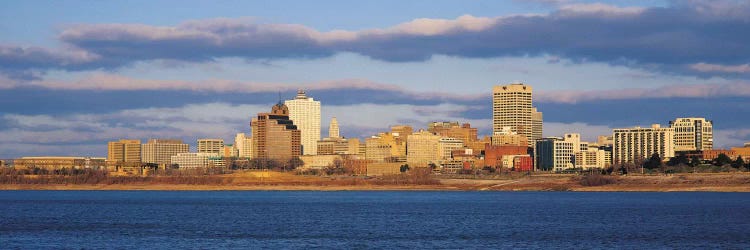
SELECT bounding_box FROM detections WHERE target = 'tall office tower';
[197,139,224,155]
[493,83,535,143]
[613,124,675,164]
[141,139,190,165]
[251,102,302,161]
[107,139,142,162]
[234,133,253,158]
[329,117,340,138]
[285,89,321,155]
[532,107,543,141]
[669,117,713,152]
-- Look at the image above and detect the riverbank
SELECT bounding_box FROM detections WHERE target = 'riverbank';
[1,172,748,192]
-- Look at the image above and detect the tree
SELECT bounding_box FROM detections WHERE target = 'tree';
[667,153,689,166]
[690,156,702,167]
[731,156,745,169]
[643,153,662,170]
[400,164,410,173]
[713,153,732,167]
[286,157,304,171]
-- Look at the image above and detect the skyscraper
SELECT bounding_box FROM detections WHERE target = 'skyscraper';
[251,102,302,161]
[285,89,321,155]
[107,139,141,163]
[669,117,713,152]
[493,83,539,143]
[141,139,190,165]
[329,117,340,138]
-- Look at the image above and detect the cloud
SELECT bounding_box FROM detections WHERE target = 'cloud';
[536,81,750,103]
[690,63,750,73]
[2,1,750,78]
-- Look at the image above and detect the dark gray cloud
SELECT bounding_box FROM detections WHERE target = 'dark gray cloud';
[1,1,750,79]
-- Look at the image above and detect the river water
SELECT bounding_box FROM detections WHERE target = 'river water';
[1,191,748,249]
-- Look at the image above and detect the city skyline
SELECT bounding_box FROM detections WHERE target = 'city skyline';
[2,0,750,157]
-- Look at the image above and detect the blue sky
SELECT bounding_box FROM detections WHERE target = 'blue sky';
[1,0,749,158]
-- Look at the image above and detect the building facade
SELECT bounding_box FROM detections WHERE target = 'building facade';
[406,130,442,167]
[171,153,218,168]
[285,90,321,155]
[613,124,675,164]
[532,107,543,141]
[491,126,528,147]
[234,133,253,158]
[107,139,141,163]
[365,136,393,162]
[251,102,302,161]
[14,157,106,170]
[670,117,713,152]
[437,137,464,160]
[197,139,224,155]
[535,137,574,172]
[484,144,529,169]
[329,116,340,138]
[493,83,541,143]
[141,139,190,165]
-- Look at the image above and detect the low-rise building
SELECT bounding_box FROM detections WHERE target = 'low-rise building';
[731,143,750,161]
[170,153,219,169]
[366,162,402,176]
[299,155,342,169]
[703,149,737,161]
[13,157,106,170]
[535,137,574,172]
[484,145,528,169]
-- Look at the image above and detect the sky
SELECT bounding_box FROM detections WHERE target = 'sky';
[1,0,750,158]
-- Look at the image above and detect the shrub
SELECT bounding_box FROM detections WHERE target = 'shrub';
[579,174,616,186]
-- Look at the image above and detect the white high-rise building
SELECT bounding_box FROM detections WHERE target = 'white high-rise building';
[329,117,340,138]
[669,117,713,151]
[285,90,321,155]
[197,139,224,155]
[234,133,253,158]
[493,83,540,143]
[613,124,675,164]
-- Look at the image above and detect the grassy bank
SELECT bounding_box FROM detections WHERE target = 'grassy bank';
[0,169,748,192]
